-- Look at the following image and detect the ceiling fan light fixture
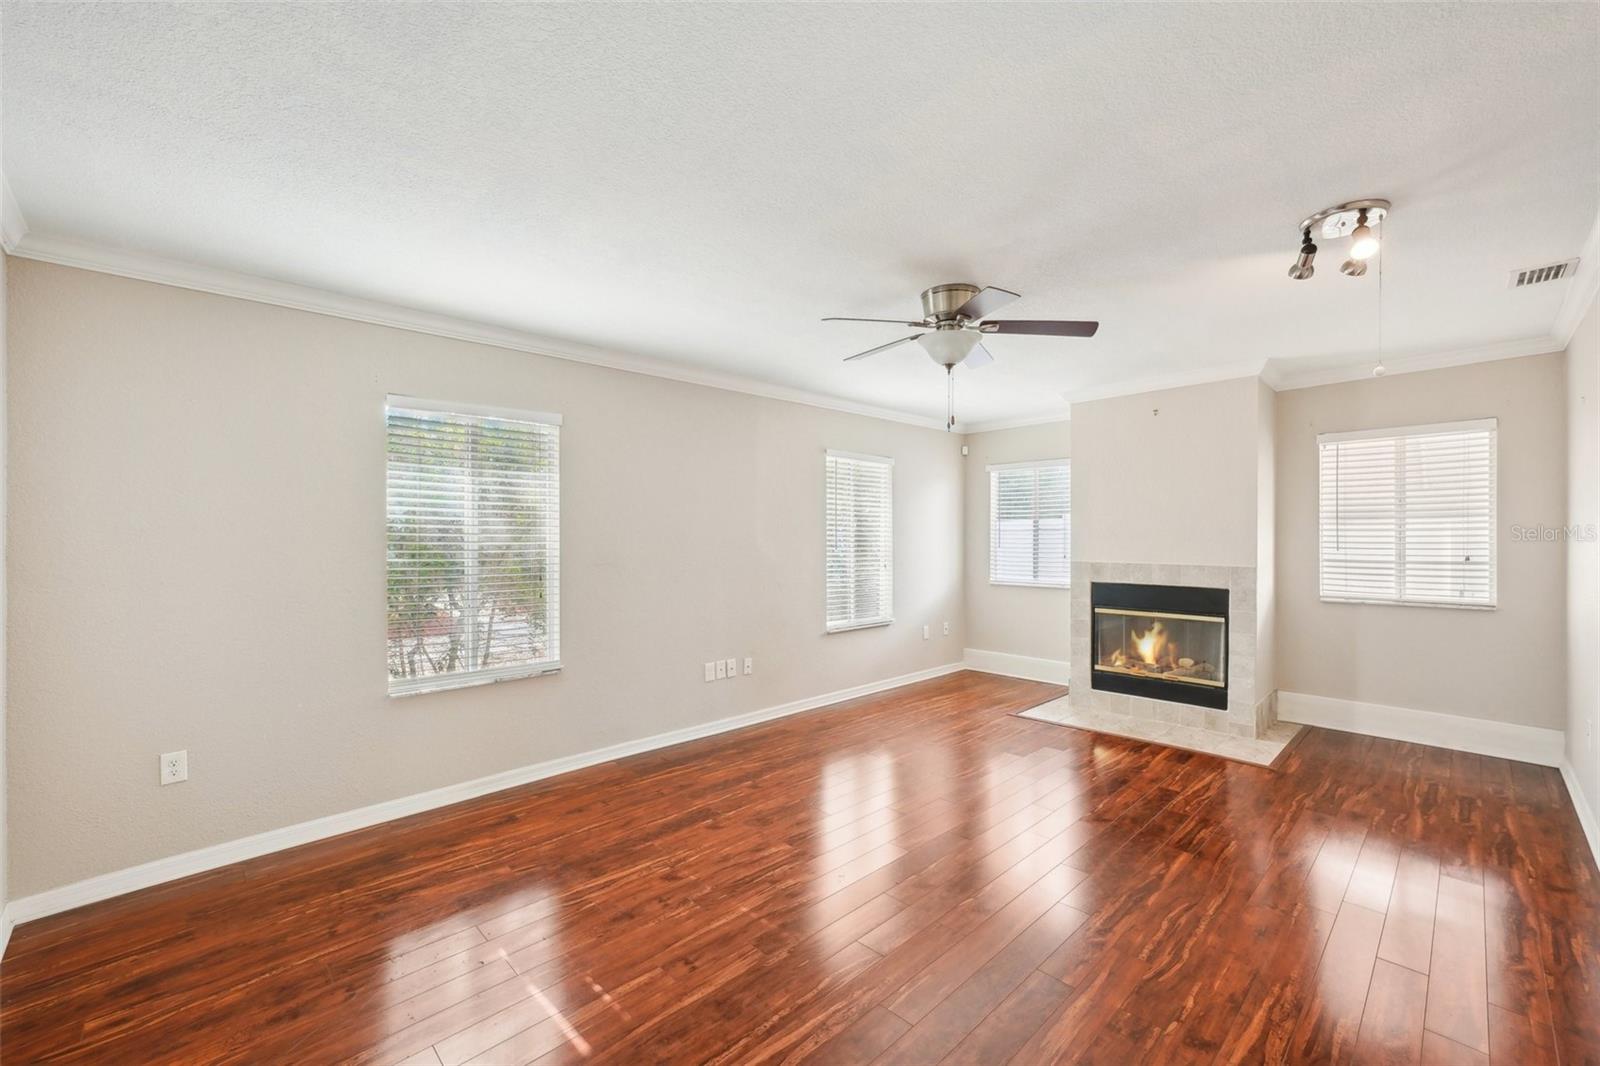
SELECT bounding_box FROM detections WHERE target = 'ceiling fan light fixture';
[917,329,981,366]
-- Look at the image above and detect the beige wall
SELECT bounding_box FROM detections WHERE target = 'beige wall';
[1567,295,1600,817]
[961,421,1070,663]
[1071,377,1262,568]
[1275,353,1568,729]
[1,249,8,917]
[5,260,967,896]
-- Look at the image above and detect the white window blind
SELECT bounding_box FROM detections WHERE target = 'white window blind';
[1318,419,1496,608]
[825,451,894,632]
[386,398,561,695]
[989,460,1070,587]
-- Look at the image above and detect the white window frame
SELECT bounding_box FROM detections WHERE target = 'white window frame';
[1317,418,1497,610]
[386,396,563,696]
[824,449,894,633]
[988,458,1071,589]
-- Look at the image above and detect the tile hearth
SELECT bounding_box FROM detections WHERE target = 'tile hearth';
[1020,696,1300,767]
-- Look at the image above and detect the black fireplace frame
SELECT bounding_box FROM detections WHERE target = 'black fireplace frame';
[1089,582,1230,710]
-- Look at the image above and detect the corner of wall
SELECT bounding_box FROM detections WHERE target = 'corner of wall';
[1,244,10,955]
[1566,281,1600,843]
[1,43,14,953]
[1256,381,1277,703]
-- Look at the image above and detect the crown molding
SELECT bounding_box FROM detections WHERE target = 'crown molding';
[9,232,952,432]
[1554,205,1600,345]
[959,411,1072,435]
[1,172,28,254]
[1267,334,1566,392]
[11,225,1588,429]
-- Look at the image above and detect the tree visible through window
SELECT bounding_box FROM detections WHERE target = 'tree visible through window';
[386,399,561,694]
[989,461,1070,587]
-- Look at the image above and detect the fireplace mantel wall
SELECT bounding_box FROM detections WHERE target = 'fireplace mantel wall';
[1069,376,1277,737]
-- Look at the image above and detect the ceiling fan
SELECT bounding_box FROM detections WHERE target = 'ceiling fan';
[824,282,1099,428]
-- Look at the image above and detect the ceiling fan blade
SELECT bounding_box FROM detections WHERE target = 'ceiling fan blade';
[844,334,923,362]
[962,342,995,369]
[955,286,1021,321]
[981,319,1099,337]
[823,316,928,327]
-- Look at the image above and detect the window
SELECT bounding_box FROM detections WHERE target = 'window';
[989,460,1071,587]
[1318,419,1496,608]
[386,398,561,694]
[825,450,893,631]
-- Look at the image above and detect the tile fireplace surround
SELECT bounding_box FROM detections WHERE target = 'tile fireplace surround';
[1070,561,1275,739]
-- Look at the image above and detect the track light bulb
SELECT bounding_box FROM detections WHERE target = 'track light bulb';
[1288,230,1317,280]
[1349,210,1379,260]
[1340,258,1367,277]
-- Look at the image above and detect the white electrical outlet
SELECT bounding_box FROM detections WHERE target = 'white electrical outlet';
[922,624,930,640]
[704,661,716,682]
[716,659,728,680]
[744,657,753,675]
[160,750,188,785]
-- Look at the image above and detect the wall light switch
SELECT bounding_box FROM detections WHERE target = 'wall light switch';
[725,658,738,677]
[922,624,930,640]
[160,750,188,785]
[744,657,753,676]
[716,659,728,680]
[943,621,951,636]
[704,661,716,682]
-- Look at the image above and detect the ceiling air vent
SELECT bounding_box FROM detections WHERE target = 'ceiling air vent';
[1509,259,1579,288]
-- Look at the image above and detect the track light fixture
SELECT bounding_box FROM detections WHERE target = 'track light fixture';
[1349,209,1379,260]
[1289,198,1389,281]
[1288,229,1317,280]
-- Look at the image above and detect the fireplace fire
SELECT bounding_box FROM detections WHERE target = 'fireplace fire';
[1090,582,1228,709]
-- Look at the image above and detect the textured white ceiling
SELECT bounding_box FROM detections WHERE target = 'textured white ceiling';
[3,3,1597,426]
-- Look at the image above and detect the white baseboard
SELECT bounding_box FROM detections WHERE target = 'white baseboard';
[4,662,964,928]
[1560,761,1600,873]
[1277,691,1564,767]
[0,904,12,960]
[963,649,1071,686]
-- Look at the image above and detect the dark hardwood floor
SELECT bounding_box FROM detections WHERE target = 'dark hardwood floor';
[2,671,1597,1064]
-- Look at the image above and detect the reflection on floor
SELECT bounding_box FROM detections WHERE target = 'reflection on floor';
[0,670,1595,1063]
[1019,695,1302,766]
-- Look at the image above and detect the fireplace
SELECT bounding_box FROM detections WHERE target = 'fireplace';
[1090,582,1229,710]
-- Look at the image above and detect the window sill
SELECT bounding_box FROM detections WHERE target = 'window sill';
[1318,597,1497,611]
[826,618,894,634]
[389,661,563,698]
[990,580,1070,590]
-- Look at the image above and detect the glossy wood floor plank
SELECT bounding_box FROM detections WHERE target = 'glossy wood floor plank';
[2,670,1597,1064]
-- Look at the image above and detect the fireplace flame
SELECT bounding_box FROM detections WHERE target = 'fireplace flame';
[1131,621,1167,666]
